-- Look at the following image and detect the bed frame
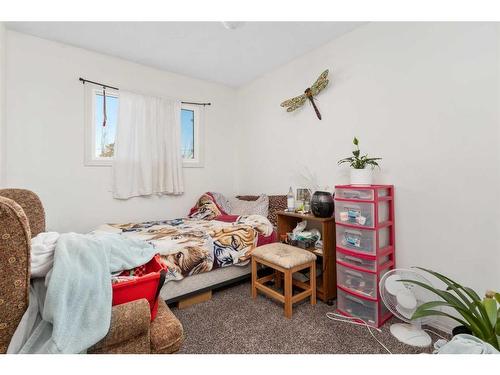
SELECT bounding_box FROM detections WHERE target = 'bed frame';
[163,194,286,306]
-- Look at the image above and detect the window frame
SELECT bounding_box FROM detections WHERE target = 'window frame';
[84,86,119,167]
[181,103,204,168]
[84,88,205,168]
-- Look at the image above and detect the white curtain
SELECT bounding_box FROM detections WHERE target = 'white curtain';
[112,90,184,199]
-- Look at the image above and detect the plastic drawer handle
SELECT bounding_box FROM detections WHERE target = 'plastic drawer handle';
[344,255,363,264]
[345,294,365,305]
[345,269,363,278]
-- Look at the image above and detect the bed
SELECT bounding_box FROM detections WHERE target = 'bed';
[96,193,287,304]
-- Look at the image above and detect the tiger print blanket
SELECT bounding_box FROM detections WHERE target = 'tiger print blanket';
[188,192,231,220]
[94,214,274,282]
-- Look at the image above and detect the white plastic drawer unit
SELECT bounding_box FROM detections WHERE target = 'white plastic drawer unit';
[336,225,390,255]
[337,288,378,325]
[337,263,378,299]
[336,251,390,272]
[335,187,390,201]
[334,200,389,228]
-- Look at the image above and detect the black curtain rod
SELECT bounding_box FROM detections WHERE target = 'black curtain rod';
[79,77,211,106]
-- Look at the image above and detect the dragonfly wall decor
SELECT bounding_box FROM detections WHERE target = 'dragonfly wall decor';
[280,69,329,120]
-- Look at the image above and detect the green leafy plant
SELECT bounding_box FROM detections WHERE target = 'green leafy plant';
[402,267,500,350]
[337,137,382,169]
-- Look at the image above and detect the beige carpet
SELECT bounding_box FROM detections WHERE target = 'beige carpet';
[171,280,446,354]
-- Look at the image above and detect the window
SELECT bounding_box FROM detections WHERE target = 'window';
[85,88,204,167]
[85,87,119,166]
[180,104,204,168]
[181,108,195,159]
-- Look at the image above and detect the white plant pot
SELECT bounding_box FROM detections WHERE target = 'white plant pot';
[350,168,373,186]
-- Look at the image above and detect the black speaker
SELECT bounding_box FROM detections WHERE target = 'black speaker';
[311,191,334,218]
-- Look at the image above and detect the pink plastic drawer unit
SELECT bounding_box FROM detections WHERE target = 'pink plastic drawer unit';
[337,288,391,327]
[336,249,391,273]
[334,184,395,328]
[336,225,390,255]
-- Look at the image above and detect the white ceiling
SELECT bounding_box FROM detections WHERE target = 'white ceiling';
[6,22,365,87]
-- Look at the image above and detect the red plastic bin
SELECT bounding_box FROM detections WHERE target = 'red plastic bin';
[112,254,166,321]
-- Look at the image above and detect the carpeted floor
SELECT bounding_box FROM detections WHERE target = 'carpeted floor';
[171,280,446,354]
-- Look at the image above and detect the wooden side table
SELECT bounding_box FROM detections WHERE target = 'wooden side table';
[276,211,337,304]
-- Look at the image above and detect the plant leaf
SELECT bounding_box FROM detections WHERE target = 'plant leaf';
[416,267,493,328]
[353,137,358,145]
[417,268,479,311]
[462,287,482,302]
[496,310,500,336]
[337,157,354,166]
[411,308,469,328]
[417,300,452,310]
[482,298,498,327]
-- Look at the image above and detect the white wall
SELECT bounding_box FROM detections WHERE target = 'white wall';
[0,23,5,186]
[5,31,238,233]
[236,23,500,311]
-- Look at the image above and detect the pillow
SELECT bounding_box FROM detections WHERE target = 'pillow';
[209,192,232,214]
[229,194,269,217]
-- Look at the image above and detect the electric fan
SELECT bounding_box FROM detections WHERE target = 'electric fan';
[379,268,434,347]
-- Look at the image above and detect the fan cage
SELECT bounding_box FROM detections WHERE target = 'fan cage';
[379,269,434,325]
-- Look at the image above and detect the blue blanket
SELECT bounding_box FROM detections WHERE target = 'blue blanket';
[11,233,157,354]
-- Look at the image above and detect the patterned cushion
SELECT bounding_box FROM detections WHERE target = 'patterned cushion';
[150,300,184,353]
[0,189,45,238]
[88,299,151,354]
[236,195,287,228]
[229,195,269,217]
[267,195,287,228]
[252,243,316,269]
[0,197,31,353]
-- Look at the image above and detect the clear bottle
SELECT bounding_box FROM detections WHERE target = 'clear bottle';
[287,187,295,211]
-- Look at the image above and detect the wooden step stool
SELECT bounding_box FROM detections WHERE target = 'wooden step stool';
[251,243,316,318]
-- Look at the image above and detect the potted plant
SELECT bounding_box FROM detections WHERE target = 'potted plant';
[404,267,500,350]
[337,137,382,185]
